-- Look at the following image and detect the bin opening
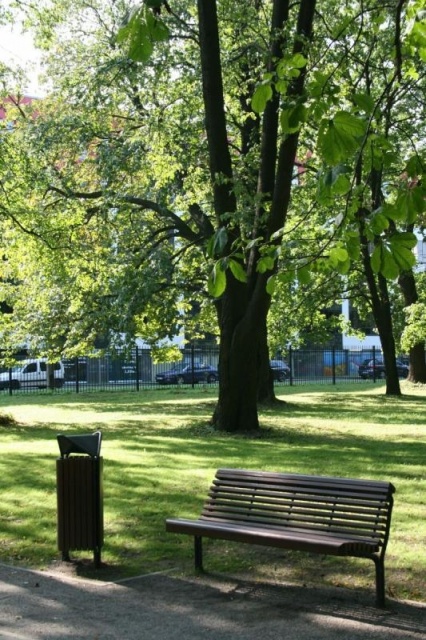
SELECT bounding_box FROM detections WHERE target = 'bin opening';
[57,431,102,458]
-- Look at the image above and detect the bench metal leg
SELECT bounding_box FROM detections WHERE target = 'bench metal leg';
[374,557,385,607]
[194,536,203,571]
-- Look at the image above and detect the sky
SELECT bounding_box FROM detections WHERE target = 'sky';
[0,21,43,95]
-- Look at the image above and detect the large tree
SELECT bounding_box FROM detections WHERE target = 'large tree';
[1,0,318,431]
[265,0,426,393]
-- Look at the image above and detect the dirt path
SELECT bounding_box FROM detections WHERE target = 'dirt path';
[1,563,426,639]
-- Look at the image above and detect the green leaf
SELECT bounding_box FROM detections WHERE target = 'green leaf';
[277,53,307,78]
[352,92,375,114]
[275,79,288,94]
[333,111,367,137]
[321,163,350,189]
[318,123,356,164]
[128,23,153,61]
[208,263,226,298]
[291,53,308,68]
[346,234,360,260]
[257,255,275,273]
[116,6,169,61]
[146,10,170,42]
[116,7,143,44]
[309,71,329,98]
[331,173,351,195]
[405,155,424,178]
[371,243,399,279]
[390,231,418,250]
[389,231,417,252]
[381,202,405,222]
[395,188,425,224]
[382,252,401,279]
[329,247,350,274]
[335,257,351,274]
[371,244,382,274]
[276,269,296,285]
[266,275,276,295]
[280,104,307,134]
[229,259,247,283]
[251,83,273,113]
[207,227,228,258]
[329,247,348,265]
[318,115,364,165]
[370,212,389,235]
[391,244,416,271]
[297,265,311,284]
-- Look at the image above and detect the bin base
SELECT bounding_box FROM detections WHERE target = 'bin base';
[61,548,102,568]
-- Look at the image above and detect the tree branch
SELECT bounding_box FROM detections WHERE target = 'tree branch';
[395,0,408,82]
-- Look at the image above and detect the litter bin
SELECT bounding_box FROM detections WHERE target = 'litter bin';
[56,431,103,567]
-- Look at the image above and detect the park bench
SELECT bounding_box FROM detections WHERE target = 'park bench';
[165,468,395,607]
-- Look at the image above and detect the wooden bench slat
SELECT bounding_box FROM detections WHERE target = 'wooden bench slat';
[203,496,389,521]
[214,479,390,497]
[215,468,391,492]
[200,507,387,534]
[166,517,380,554]
[200,511,385,539]
[211,480,391,502]
[199,515,381,548]
[203,495,389,525]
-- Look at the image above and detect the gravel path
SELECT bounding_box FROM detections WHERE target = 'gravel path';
[1,563,426,640]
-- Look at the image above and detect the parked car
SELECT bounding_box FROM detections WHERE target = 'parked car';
[0,359,65,390]
[270,359,291,381]
[358,358,409,380]
[156,363,219,385]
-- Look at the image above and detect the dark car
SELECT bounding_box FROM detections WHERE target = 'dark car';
[358,358,409,380]
[155,363,219,385]
[270,359,291,382]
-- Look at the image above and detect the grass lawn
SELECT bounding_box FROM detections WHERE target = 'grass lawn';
[0,382,425,602]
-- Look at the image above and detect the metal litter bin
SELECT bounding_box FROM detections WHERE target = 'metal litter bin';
[56,431,103,567]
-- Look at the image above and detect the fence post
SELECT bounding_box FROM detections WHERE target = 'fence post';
[135,346,140,391]
[8,367,12,396]
[372,345,376,383]
[289,346,293,386]
[332,347,336,385]
[191,343,195,388]
[75,357,80,394]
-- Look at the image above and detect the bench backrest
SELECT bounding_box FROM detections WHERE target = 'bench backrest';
[200,468,395,551]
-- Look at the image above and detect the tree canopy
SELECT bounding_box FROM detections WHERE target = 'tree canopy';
[1,0,425,429]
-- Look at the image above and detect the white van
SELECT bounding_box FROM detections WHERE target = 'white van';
[0,359,65,390]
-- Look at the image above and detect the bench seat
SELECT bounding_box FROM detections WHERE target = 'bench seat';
[166,517,381,555]
[165,468,395,606]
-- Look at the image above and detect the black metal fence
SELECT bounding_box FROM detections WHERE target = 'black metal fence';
[0,345,391,395]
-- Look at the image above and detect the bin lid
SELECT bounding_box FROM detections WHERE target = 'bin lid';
[57,431,102,458]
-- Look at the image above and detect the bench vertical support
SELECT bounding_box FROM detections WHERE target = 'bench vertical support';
[374,557,385,607]
[194,536,203,571]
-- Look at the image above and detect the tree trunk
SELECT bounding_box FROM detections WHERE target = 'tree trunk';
[358,212,401,395]
[47,362,55,390]
[198,0,316,431]
[376,273,401,394]
[398,269,426,383]
[212,273,273,431]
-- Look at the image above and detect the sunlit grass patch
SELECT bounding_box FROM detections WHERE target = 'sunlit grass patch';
[0,383,425,602]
